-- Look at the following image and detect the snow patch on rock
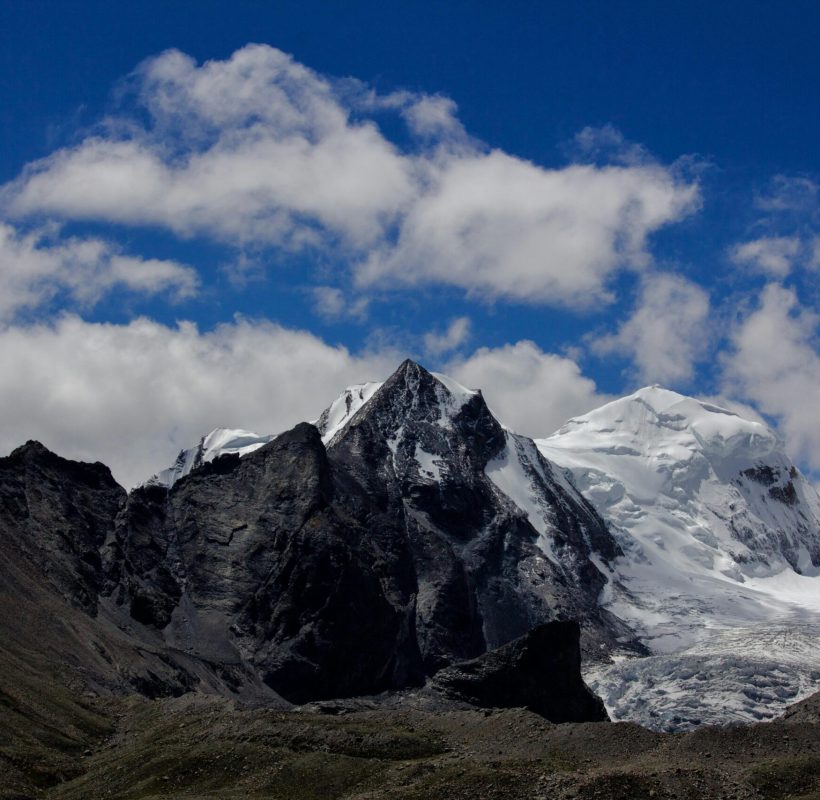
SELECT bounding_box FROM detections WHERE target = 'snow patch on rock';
[147,428,276,489]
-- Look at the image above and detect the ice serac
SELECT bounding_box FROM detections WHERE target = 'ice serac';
[326,359,635,667]
[146,428,276,489]
[537,385,820,729]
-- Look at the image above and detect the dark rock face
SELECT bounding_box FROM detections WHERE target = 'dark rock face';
[0,441,125,613]
[430,620,609,722]
[105,422,424,703]
[328,360,631,666]
[0,360,619,716]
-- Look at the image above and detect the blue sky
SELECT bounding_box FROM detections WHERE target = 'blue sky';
[0,1,818,486]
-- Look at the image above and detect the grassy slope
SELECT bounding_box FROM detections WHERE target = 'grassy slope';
[13,693,815,800]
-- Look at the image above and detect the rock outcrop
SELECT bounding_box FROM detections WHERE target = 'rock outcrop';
[430,620,608,722]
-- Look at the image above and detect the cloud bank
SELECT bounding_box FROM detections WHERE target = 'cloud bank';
[0,315,611,488]
[3,45,699,309]
[0,315,399,487]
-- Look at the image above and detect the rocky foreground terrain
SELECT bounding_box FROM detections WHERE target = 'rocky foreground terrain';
[2,651,819,800]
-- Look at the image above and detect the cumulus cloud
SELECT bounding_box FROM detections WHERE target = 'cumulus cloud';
[358,153,698,306]
[447,340,611,438]
[590,273,711,385]
[0,222,197,322]
[729,236,801,277]
[423,316,470,356]
[721,283,820,472]
[0,310,611,487]
[7,47,415,251]
[2,45,699,309]
[0,315,399,488]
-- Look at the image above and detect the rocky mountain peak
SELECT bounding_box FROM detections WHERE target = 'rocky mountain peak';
[10,439,53,459]
[6,439,122,492]
[329,358,504,469]
[0,440,125,615]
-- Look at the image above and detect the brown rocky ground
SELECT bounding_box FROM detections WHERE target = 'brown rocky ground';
[3,681,819,800]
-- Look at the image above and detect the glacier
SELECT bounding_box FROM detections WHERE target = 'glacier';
[538,385,820,729]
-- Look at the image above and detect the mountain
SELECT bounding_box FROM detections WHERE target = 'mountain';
[537,386,820,728]
[142,381,382,490]
[140,369,820,730]
[314,380,383,443]
[0,360,615,725]
[104,360,633,703]
[4,366,820,798]
[5,364,819,735]
[321,361,635,664]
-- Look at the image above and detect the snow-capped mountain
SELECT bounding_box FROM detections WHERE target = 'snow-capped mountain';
[314,380,383,444]
[146,427,276,488]
[321,360,633,664]
[95,360,633,705]
[537,385,820,728]
[145,382,384,489]
[137,370,820,729]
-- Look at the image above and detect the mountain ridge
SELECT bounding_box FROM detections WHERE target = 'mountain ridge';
[2,360,819,732]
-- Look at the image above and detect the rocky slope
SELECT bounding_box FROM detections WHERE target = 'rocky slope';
[4,686,819,800]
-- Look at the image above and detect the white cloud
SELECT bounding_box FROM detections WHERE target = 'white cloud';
[311,285,369,321]
[0,315,398,488]
[570,124,651,166]
[423,316,471,356]
[7,47,415,252]
[810,236,820,271]
[357,153,699,307]
[2,45,699,309]
[447,340,611,438]
[0,222,197,322]
[722,283,820,472]
[755,175,819,213]
[729,236,801,277]
[7,130,413,253]
[590,273,711,385]
[0,312,611,488]
[400,95,465,140]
